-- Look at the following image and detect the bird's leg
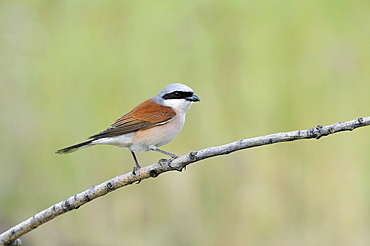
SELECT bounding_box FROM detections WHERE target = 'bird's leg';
[131,151,141,175]
[151,147,179,158]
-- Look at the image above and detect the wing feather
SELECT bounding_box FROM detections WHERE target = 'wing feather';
[89,99,175,139]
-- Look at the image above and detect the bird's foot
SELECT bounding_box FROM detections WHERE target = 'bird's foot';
[158,158,170,167]
[158,157,178,168]
[132,166,141,176]
[169,153,179,159]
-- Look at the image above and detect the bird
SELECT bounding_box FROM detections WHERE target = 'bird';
[55,83,200,174]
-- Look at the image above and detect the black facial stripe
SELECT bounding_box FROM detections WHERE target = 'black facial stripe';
[163,91,193,100]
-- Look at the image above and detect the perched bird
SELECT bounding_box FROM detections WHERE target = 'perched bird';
[55,83,200,174]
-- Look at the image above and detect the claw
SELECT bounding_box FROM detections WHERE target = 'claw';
[177,165,187,172]
[158,159,168,166]
[132,166,141,176]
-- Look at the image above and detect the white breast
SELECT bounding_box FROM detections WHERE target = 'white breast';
[129,112,186,152]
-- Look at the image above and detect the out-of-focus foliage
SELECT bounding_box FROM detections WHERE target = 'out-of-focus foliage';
[0,0,369,245]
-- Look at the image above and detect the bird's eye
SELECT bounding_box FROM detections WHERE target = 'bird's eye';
[174,92,181,97]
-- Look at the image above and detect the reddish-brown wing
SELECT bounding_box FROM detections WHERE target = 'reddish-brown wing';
[89,99,176,139]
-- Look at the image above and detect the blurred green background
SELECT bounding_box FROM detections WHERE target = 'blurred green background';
[1,0,369,245]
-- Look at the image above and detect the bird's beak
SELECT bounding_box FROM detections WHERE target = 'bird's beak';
[186,94,200,102]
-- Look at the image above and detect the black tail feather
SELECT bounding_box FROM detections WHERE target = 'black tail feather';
[55,140,93,154]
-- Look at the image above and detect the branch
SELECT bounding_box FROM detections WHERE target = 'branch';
[1,116,369,245]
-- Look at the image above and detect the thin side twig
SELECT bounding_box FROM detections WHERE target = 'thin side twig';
[1,116,369,245]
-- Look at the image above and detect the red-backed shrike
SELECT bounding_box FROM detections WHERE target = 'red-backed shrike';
[56,83,200,174]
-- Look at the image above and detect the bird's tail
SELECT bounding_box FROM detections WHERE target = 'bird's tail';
[55,140,94,154]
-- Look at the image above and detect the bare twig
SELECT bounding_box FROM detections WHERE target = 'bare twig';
[1,116,369,245]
